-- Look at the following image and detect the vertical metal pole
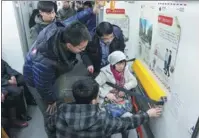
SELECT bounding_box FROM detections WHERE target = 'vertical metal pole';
[12,1,29,58]
[97,7,104,25]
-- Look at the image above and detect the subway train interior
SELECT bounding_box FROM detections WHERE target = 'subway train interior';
[1,1,199,138]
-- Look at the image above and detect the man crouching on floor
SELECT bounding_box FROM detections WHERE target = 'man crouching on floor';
[47,78,162,138]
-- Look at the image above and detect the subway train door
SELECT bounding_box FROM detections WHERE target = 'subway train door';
[12,1,38,56]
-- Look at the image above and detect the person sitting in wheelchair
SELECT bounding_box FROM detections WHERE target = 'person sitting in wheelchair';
[95,51,138,137]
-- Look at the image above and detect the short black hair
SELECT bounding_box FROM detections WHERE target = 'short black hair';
[37,1,55,12]
[72,78,99,104]
[83,1,93,8]
[62,22,91,46]
[96,22,113,37]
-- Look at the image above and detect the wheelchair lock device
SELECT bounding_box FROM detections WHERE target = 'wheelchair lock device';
[106,82,165,106]
[192,117,199,138]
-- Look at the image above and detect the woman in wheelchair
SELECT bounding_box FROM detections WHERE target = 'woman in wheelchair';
[95,51,138,138]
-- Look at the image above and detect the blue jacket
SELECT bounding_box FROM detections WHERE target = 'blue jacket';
[63,8,95,36]
[23,8,94,103]
[85,13,96,36]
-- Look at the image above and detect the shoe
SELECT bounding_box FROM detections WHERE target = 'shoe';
[20,114,32,121]
[12,120,28,128]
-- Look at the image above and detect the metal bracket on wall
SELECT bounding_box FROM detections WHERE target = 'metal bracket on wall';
[191,117,199,138]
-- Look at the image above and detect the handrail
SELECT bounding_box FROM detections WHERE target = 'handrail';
[132,59,167,102]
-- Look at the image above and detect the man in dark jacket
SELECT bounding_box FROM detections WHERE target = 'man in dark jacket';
[25,0,103,112]
[23,21,91,138]
[30,1,57,45]
[81,22,126,76]
[57,1,76,20]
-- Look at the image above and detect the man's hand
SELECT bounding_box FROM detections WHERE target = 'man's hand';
[93,0,105,14]
[106,93,117,102]
[8,80,17,85]
[147,107,163,117]
[9,76,17,85]
[46,102,57,115]
[118,91,125,97]
[87,65,94,74]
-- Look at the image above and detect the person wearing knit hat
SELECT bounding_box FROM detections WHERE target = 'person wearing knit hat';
[95,51,138,138]
[108,50,126,65]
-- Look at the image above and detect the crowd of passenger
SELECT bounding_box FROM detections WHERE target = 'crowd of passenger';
[2,1,162,138]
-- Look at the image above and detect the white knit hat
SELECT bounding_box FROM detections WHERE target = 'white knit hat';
[108,51,127,65]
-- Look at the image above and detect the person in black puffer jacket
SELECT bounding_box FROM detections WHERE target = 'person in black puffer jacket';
[23,21,91,138]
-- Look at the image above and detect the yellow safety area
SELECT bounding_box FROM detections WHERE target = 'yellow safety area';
[132,59,167,102]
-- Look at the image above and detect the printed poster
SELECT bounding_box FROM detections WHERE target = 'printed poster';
[104,8,130,41]
[138,3,184,91]
[138,4,157,65]
[149,6,182,91]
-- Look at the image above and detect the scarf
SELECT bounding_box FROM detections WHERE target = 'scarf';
[110,65,125,87]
